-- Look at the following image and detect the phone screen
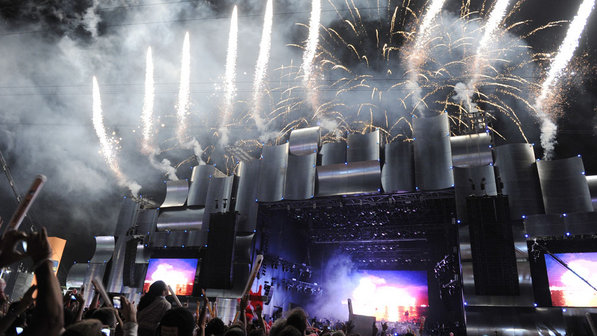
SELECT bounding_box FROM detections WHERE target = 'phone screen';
[101,328,110,336]
[112,297,121,309]
[15,327,23,335]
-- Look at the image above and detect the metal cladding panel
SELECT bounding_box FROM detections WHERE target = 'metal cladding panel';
[185,230,206,247]
[66,264,89,288]
[135,243,150,264]
[450,133,493,167]
[166,230,188,247]
[187,165,216,207]
[160,180,189,208]
[465,307,565,336]
[284,153,316,200]
[90,236,115,264]
[135,209,158,235]
[289,126,320,156]
[115,198,139,236]
[316,160,381,197]
[413,113,454,190]
[156,209,204,231]
[321,142,347,166]
[107,237,127,293]
[494,143,544,219]
[537,156,593,214]
[235,160,261,215]
[257,143,288,202]
[525,212,597,237]
[347,130,380,162]
[586,175,597,211]
[149,232,169,247]
[205,176,235,214]
[381,141,414,193]
[234,233,255,264]
[454,166,498,220]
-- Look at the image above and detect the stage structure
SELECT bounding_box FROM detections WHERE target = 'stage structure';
[62,119,597,335]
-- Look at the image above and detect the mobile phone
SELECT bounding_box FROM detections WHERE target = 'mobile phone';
[112,297,121,309]
[71,295,77,301]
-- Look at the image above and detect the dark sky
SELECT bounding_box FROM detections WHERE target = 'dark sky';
[0,0,595,283]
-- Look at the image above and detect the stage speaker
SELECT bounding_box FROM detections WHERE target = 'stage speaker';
[200,213,237,289]
[467,195,519,295]
[122,237,146,288]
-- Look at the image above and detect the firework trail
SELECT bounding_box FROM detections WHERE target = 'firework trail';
[406,0,446,115]
[454,0,511,114]
[302,0,321,83]
[92,76,141,195]
[534,0,595,159]
[251,0,273,132]
[140,47,179,180]
[176,32,191,145]
[219,6,239,146]
[175,32,204,162]
[141,46,155,153]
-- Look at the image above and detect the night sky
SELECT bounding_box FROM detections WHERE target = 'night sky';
[0,0,595,284]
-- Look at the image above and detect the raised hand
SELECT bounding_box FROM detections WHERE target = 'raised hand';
[0,228,28,267]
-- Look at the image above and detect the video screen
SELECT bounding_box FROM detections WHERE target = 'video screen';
[545,252,597,307]
[144,258,198,296]
[350,270,428,322]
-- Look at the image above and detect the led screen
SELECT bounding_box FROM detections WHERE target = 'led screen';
[350,270,428,322]
[144,258,198,296]
[545,252,597,307]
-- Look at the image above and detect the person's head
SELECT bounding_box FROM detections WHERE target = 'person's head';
[269,318,287,336]
[206,317,228,336]
[90,307,117,328]
[61,319,104,336]
[279,325,302,336]
[148,280,169,296]
[286,308,308,334]
[159,307,195,336]
[224,324,246,336]
[138,280,169,312]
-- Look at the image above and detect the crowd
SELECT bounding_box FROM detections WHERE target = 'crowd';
[0,225,424,336]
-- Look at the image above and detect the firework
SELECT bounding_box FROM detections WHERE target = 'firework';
[252,0,274,132]
[302,0,321,83]
[534,0,596,159]
[176,32,191,145]
[92,76,141,195]
[141,46,155,154]
[219,6,239,146]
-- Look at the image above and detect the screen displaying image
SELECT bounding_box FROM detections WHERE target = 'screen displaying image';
[545,252,597,307]
[144,258,198,296]
[350,270,428,322]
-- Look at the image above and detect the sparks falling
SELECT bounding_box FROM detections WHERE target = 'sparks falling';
[92,76,141,195]
[535,0,596,159]
[301,0,321,83]
[251,0,274,132]
[176,32,191,145]
[219,6,239,146]
[406,0,446,114]
[141,46,155,154]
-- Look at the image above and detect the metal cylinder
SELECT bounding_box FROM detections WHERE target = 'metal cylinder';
[585,175,597,211]
[156,209,204,231]
[316,161,381,197]
[160,180,189,208]
[284,153,316,200]
[257,143,288,202]
[187,165,216,207]
[347,129,380,162]
[537,156,593,215]
[321,142,346,166]
[413,113,454,190]
[450,133,493,167]
[289,126,320,156]
[494,143,544,219]
[381,141,414,193]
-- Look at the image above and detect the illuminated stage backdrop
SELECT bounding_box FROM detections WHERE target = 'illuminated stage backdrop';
[350,270,428,322]
[545,252,597,307]
[143,258,198,296]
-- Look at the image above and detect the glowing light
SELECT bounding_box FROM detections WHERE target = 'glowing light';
[220,6,239,146]
[534,0,595,159]
[176,32,191,145]
[301,0,321,83]
[252,0,273,132]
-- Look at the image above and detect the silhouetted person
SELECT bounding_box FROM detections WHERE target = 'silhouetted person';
[137,281,171,336]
